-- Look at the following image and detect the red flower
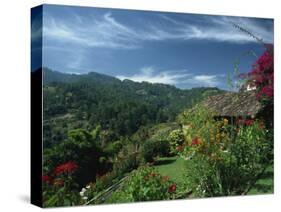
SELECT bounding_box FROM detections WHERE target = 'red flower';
[168,183,177,193]
[191,137,201,146]
[54,161,78,175]
[244,119,254,126]
[42,175,52,184]
[236,118,254,126]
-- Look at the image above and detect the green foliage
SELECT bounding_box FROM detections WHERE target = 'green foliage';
[168,129,185,154]
[104,140,123,156]
[177,105,271,197]
[42,68,223,147]
[44,128,107,186]
[43,186,81,207]
[112,154,140,177]
[106,190,134,203]
[42,161,81,207]
[107,167,176,203]
[142,139,170,163]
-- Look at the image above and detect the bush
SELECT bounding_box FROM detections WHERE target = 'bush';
[168,129,185,154]
[178,105,271,197]
[112,154,140,177]
[42,161,81,207]
[107,166,177,203]
[44,128,111,187]
[142,139,170,163]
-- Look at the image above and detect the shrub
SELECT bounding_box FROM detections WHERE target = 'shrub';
[168,129,185,154]
[176,105,230,160]
[42,161,80,207]
[178,106,271,197]
[142,139,170,163]
[107,166,176,203]
[44,128,108,186]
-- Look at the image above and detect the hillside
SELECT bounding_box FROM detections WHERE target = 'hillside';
[37,68,225,147]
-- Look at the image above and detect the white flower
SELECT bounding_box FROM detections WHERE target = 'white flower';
[82,196,88,200]
[86,185,91,189]
[79,188,87,196]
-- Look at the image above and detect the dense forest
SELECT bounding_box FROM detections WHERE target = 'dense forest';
[42,68,224,148]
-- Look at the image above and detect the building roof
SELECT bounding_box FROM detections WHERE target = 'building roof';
[202,91,262,117]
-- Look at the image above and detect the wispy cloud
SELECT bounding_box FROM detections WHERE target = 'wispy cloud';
[116,67,191,84]
[43,10,273,50]
[183,74,221,87]
[43,12,139,49]
[159,15,273,43]
[116,67,224,88]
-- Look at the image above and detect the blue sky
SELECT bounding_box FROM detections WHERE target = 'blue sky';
[31,4,273,90]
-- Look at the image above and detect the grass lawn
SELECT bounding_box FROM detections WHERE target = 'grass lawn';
[154,156,187,184]
[247,164,274,195]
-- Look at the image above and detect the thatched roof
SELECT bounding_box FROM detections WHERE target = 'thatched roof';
[202,91,262,117]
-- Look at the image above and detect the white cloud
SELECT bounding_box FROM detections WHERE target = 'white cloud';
[191,75,220,87]
[116,67,190,85]
[43,12,139,49]
[43,11,273,49]
[116,67,223,88]
[161,15,273,43]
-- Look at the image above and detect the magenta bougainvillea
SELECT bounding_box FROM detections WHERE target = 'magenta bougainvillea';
[246,44,274,101]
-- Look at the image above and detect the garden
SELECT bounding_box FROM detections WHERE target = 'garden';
[41,38,273,207]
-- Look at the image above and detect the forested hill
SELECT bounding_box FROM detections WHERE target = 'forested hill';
[38,68,225,147]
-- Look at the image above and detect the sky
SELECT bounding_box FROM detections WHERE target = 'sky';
[31,4,274,90]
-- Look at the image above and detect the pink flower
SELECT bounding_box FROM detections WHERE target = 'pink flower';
[260,85,273,97]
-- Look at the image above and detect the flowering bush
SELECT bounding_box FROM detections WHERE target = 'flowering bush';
[176,105,230,160]
[54,161,78,175]
[177,105,270,197]
[238,45,274,103]
[107,167,177,203]
[42,161,80,207]
[168,129,185,154]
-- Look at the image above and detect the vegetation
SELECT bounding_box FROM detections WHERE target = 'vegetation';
[154,157,187,184]
[174,105,271,197]
[40,41,273,206]
[107,167,177,203]
[43,68,223,148]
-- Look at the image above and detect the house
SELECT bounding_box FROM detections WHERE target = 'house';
[202,91,262,124]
